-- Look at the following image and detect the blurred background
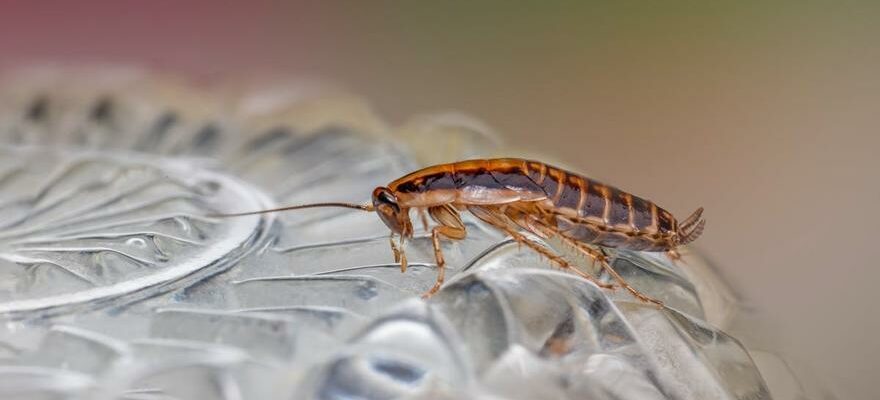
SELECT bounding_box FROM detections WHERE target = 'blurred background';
[0,1,876,398]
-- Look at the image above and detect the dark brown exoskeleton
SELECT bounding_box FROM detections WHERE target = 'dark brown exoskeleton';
[217,158,705,305]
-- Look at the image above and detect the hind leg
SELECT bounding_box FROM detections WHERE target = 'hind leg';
[578,243,663,306]
[501,205,660,305]
[469,206,615,290]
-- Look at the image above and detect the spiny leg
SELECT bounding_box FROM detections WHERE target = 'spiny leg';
[422,206,466,298]
[469,206,614,290]
[505,203,664,304]
[499,203,617,290]
[521,223,617,290]
[574,241,662,306]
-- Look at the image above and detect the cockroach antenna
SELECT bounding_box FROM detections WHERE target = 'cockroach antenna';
[210,202,374,218]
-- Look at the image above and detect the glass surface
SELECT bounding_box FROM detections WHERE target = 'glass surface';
[0,68,828,399]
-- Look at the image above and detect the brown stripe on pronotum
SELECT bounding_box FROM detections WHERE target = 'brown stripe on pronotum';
[212,158,705,306]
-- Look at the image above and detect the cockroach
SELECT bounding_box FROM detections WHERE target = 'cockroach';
[215,158,705,305]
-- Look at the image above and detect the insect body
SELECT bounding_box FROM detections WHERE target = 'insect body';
[220,158,705,305]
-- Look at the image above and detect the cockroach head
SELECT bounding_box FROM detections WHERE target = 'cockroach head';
[372,187,412,237]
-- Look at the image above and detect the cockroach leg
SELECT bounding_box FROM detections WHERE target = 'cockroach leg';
[469,206,614,290]
[423,224,466,298]
[399,236,408,272]
[426,228,446,298]
[390,233,408,272]
[511,215,616,290]
[422,205,467,298]
[529,231,617,290]
[515,208,659,305]
[389,233,399,262]
[502,204,617,290]
[578,243,663,306]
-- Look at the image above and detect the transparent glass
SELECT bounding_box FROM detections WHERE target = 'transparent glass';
[0,68,830,399]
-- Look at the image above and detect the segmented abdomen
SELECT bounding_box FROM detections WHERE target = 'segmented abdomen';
[521,160,677,251]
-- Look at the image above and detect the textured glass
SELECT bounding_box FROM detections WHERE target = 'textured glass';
[0,68,828,399]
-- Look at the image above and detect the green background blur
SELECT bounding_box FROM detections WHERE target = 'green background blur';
[2,2,877,398]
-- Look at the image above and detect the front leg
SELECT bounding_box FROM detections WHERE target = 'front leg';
[389,233,408,272]
[422,205,466,298]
